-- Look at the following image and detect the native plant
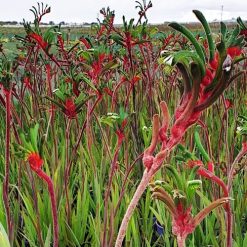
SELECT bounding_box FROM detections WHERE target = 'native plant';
[0,2,246,247]
[17,124,59,247]
[115,10,246,247]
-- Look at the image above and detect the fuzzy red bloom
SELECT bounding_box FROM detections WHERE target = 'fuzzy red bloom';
[27,152,43,171]
[65,98,77,119]
[227,46,242,59]
[29,33,48,50]
[172,203,195,239]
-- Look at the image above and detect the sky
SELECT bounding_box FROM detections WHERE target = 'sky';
[1,0,247,24]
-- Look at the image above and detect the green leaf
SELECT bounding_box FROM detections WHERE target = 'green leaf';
[243,232,247,247]
[44,225,52,247]
[79,73,97,91]
[193,10,215,61]
[165,165,184,191]
[53,89,66,101]
[187,179,202,202]
[29,123,39,152]
[77,50,92,62]
[194,129,211,162]
[0,222,10,247]
[220,22,227,40]
[168,22,206,64]
[149,206,164,225]
[226,26,240,47]
[170,50,205,76]
[19,132,34,153]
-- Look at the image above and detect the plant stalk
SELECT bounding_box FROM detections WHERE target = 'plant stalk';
[2,89,14,244]
[177,235,186,247]
[36,169,59,247]
[115,168,153,247]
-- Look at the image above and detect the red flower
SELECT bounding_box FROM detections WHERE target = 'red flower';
[172,203,194,239]
[202,68,214,86]
[209,53,219,70]
[64,98,77,119]
[80,38,91,49]
[227,46,242,59]
[27,152,43,171]
[29,33,48,50]
[225,99,233,110]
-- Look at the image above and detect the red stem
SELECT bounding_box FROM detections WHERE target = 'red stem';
[65,94,102,183]
[102,133,124,247]
[115,169,154,247]
[199,167,232,247]
[177,235,186,247]
[36,169,59,247]
[2,89,13,244]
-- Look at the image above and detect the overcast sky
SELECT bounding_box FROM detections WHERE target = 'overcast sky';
[1,0,247,23]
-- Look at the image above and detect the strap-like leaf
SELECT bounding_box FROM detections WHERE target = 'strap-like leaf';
[193,10,215,61]
[194,129,211,162]
[169,22,206,64]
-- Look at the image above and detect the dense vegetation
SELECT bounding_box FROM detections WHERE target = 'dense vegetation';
[0,2,246,247]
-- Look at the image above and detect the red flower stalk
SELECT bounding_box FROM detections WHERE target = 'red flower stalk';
[188,160,232,247]
[88,53,106,83]
[27,152,43,171]
[64,98,77,119]
[23,76,32,90]
[26,153,59,247]
[115,95,236,246]
[80,38,91,49]
[227,46,242,59]
[102,125,126,246]
[29,33,48,51]
[167,45,243,150]
[172,203,194,244]
[116,26,244,246]
[152,186,230,247]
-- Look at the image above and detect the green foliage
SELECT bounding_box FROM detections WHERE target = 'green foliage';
[0,2,246,247]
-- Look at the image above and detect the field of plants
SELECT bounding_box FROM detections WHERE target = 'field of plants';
[0,1,247,247]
